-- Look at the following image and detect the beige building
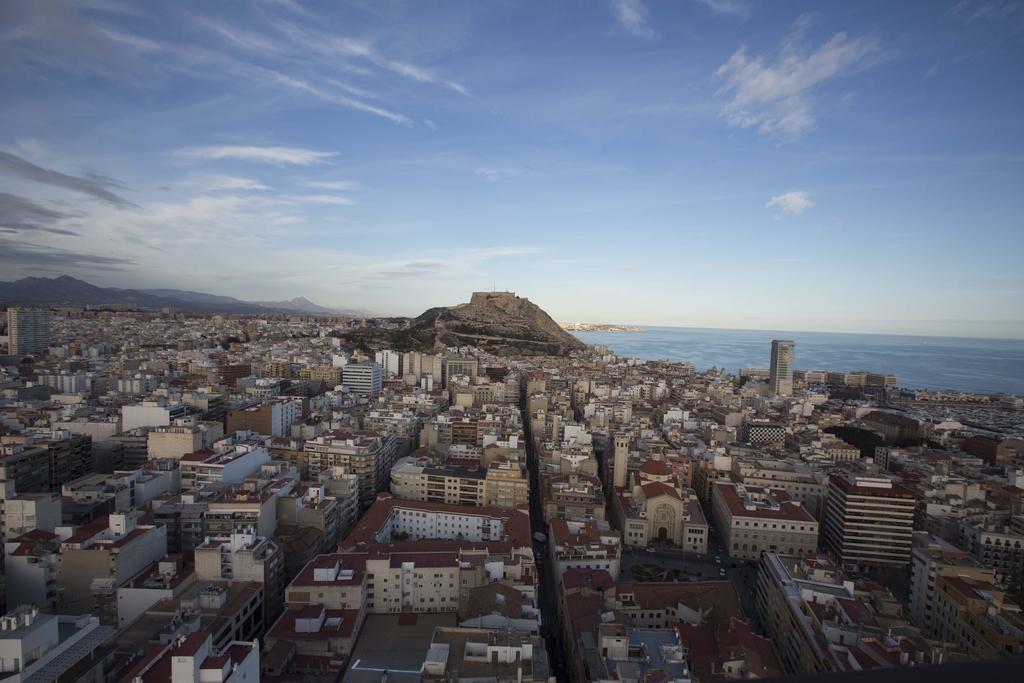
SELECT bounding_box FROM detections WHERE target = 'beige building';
[195,527,285,625]
[932,575,1024,659]
[147,421,223,460]
[304,432,399,508]
[909,532,996,636]
[483,457,530,508]
[712,482,819,561]
[389,456,485,506]
[543,472,606,523]
[390,454,530,510]
[55,513,167,616]
[731,458,826,507]
[612,481,708,552]
[548,518,622,580]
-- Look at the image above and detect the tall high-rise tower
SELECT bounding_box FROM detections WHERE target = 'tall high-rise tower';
[612,433,629,488]
[7,308,50,356]
[768,339,794,396]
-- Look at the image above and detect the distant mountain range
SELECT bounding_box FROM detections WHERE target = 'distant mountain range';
[0,275,371,316]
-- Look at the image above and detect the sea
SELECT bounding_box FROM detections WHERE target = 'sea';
[570,327,1024,396]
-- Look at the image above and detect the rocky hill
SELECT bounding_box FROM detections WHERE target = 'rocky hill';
[352,292,586,356]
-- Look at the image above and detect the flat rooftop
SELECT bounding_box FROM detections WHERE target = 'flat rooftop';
[345,613,457,680]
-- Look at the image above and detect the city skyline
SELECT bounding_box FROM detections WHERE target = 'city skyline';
[1,0,1023,338]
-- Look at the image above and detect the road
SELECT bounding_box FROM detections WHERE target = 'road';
[520,387,568,681]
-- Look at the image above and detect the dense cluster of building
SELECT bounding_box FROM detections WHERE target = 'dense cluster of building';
[0,305,1022,682]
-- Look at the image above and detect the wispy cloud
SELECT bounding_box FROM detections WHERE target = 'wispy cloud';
[695,0,751,19]
[272,22,471,96]
[0,151,131,206]
[193,16,283,53]
[767,190,812,215]
[176,145,335,165]
[303,180,361,191]
[611,0,656,39]
[284,194,355,205]
[252,66,414,125]
[188,174,272,191]
[0,192,78,235]
[952,0,1024,22]
[0,237,134,269]
[715,17,881,138]
[259,0,313,17]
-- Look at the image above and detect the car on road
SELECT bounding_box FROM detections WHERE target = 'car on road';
[714,556,721,564]
[645,547,655,553]
[719,568,727,577]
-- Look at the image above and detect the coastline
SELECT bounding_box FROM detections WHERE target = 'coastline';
[569,326,1024,396]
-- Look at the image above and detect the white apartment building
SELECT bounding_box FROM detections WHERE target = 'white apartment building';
[342,361,382,396]
[179,444,271,490]
[121,401,187,431]
[0,606,113,683]
[374,350,404,376]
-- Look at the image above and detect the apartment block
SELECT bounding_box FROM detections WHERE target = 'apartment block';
[0,606,114,683]
[713,481,819,561]
[116,629,259,683]
[823,473,916,570]
[342,361,382,396]
[225,397,303,437]
[932,575,1024,659]
[195,528,285,627]
[390,456,486,506]
[179,443,271,490]
[7,308,50,356]
[55,513,167,616]
[303,432,399,508]
[909,532,996,636]
[548,518,622,581]
[483,457,530,508]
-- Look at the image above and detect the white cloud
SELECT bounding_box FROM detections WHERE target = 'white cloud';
[611,0,656,39]
[196,175,271,191]
[256,67,414,125]
[285,194,355,205]
[695,0,751,19]
[177,145,335,165]
[274,23,471,97]
[767,190,812,215]
[303,180,361,191]
[716,21,880,138]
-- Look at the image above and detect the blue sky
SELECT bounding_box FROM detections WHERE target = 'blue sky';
[1,0,1022,337]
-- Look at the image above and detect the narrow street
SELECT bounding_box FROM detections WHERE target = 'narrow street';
[520,386,568,681]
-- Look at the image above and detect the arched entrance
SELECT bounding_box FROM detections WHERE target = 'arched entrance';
[657,526,668,541]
